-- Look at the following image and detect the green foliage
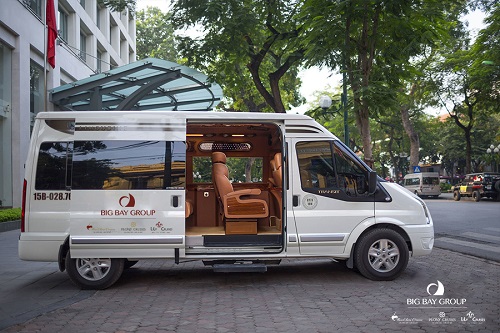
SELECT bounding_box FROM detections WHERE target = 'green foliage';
[0,208,21,223]
[98,0,136,14]
[170,0,305,112]
[440,182,452,192]
[136,7,177,61]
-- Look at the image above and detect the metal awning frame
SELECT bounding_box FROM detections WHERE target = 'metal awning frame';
[50,59,222,111]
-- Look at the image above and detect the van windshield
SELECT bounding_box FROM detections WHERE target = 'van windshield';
[423,177,439,185]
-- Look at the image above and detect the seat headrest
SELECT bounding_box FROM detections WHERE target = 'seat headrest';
[212,152,227,164]
[274,153,282,167]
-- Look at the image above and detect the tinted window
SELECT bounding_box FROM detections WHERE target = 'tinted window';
[297,141,370,197]
[192,157,263,183]
[405,178,420,186]
[423,177,439,185]
[72,140,185,190]
[296,141,336,189]
[35,142,72,190]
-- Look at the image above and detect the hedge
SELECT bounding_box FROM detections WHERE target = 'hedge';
[0,208,21,223]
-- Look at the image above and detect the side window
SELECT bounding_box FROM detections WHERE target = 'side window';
[192,156,263,183]
[296,140,370,198]
[35,142,72,190]
[296,141,336,189]
[72,140,186,190]
[332,142,369,196]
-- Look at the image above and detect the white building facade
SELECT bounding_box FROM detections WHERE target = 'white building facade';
[0,0,136,207]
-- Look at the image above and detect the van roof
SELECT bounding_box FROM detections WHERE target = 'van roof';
[404,172,439,178]
[36,111,337,139]
[36,111,312,121]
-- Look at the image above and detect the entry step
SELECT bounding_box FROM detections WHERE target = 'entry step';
[212,263,267,273]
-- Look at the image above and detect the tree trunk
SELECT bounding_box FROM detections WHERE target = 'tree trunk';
[400,112,419,174]
[464,129,472,174]
[358,105,373,168]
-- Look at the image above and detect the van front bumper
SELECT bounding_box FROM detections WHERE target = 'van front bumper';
[402,224,434,257]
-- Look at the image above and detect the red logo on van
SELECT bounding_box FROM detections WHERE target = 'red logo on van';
[119,194,136,207]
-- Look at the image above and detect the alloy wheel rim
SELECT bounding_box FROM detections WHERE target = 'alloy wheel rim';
[367,238,400,273]
[76,258,111,281]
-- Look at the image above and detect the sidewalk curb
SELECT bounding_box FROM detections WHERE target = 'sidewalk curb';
[0,220,20,233]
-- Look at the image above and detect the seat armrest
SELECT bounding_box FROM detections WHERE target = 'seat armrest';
[226,188,261,197]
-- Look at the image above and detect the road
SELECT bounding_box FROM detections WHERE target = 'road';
[423,192,500,262]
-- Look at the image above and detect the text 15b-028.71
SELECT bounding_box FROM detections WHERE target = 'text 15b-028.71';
[33,192,71,201]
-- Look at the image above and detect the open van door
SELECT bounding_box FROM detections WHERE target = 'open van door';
[69,114,187,259]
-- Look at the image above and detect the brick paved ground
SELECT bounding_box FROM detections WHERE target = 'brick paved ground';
[2,246,499,333]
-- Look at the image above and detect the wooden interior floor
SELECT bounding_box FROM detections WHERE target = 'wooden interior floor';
[186,226,281,236]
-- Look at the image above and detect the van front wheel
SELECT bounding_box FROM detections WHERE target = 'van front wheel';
[354,228,409,281]
[65,252,124,290]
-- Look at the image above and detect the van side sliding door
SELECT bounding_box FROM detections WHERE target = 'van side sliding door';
[69,116,187,259]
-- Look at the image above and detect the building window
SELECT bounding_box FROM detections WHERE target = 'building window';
[27,0,42,18]
[80,0,85,9]
[96,50,102,73]
[30,60,44,133]
[80,33,87,63]
[58,8,68,42]
[96,4,101,29]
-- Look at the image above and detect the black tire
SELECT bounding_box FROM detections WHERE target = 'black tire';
[124,260,138,269]
[65,252,124,290]
[472,190,481,202]
[354,228,409,281]
[453,190,461,201]
[495,180,500,192]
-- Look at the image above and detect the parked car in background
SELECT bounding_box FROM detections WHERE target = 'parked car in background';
[403,172,441,198]
[453,173,500,202]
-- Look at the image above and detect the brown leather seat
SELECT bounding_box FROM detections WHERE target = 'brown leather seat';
[269,153,283,230]
[212,152,269,219]
[270,152,282,186]
[185,198,194,218]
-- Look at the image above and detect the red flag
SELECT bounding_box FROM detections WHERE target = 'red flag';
[46,0,58,68]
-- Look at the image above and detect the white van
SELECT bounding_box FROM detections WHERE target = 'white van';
[19,111,434,289]
[403,172,441,198]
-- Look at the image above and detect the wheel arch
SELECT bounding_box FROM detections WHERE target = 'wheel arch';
[58,237,70,272]
[344,219,412,268]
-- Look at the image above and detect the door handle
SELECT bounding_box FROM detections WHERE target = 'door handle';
[293,195,299,207]
[172,195,179,208]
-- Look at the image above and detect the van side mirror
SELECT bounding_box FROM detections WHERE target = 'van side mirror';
[368,171,377,194]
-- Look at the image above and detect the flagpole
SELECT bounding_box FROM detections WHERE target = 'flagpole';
[44,0,48,112]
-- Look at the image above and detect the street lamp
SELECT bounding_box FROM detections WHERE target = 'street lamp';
[319,93,349,147]
[486,144,500,172]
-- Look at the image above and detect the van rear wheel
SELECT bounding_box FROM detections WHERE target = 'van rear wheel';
[65,252,124,290]
[354,228,409,281]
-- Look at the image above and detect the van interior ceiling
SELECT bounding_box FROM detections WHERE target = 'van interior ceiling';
[184,122,284,251]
